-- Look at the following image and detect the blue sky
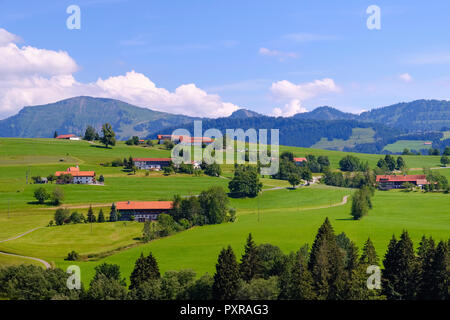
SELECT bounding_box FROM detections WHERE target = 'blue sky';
[1,0,450,118]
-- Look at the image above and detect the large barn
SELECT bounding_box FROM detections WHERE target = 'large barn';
[116,201,174,222]
[376,175,429,190]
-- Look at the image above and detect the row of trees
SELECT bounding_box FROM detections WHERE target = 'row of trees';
[321,167,375,189]
[51,206,109,226]
[2,218,448,300]
[376,155,406,173]
[51,204,120,227]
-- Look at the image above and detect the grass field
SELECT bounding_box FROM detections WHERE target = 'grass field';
[0,138,448,287]
[382,140,431,153]
[311,127,376,151]
[0,253,42,267]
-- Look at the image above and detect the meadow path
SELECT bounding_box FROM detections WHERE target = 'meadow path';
[0,227,51,269]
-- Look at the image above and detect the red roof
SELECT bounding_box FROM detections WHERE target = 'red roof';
[157,134,183,140]
[179,136,214,143]
[376,175,428,183]
[294,157,307,162]
[55,171,95,177]
[133,158,172,162]
[116,201,173,210]
[55,134,75,139]
[55,166,94,177]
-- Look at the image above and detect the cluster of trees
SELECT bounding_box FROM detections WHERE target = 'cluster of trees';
[125,136,153,146]
[50,204,120,227]
[34,187,65,205]
[351,186,375,220]
[83,126,100,141]
[3,219,448,300]
[321,168,375,189]
[376,155,407,173]
[339,155,369,172]
[51,206,108,226]
[272,152,313,184]
[201,162,222,177]
[141,186,235,242]
[228,165,263,197]
[423,168,449,192]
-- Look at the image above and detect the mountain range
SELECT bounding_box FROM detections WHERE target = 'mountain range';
[0,96,449,153]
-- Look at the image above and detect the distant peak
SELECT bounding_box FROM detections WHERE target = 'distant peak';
[229,108,263,118]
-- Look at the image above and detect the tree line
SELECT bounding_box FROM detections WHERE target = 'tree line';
[1,218,448,300]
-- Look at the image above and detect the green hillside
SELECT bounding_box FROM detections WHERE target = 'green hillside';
[0,138,448,286]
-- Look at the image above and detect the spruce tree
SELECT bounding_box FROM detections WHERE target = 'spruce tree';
[109,203,118,222]
[308,218,346,299]
[430,241,449,300]
[383,232,418,299]
[240,233,262,282]
[416,236,435,299]
[382,235,400,299]
[360,238,379,266]
[87,206,96,223]
[98,209,105,223]
[289,250,316,300]
[212,246,240,300]
[129,252,160,290]
[395,231,418,299]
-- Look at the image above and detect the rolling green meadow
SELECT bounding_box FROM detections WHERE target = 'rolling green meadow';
[0,138,449,286]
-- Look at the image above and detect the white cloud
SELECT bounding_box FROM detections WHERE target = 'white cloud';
[272,99,307,117]
[0,43,78,77]
[0,28,21,46]
[0,29,239,119]
[259,47,298,61]
[271,78,340,101]
[399,73,413,83]
[270,78,340,117]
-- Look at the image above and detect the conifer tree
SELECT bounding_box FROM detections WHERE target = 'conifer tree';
[97,209,105,223]
[240,233,262,282]
[212,246,240,300]
[109,203,118,222]
[383,232,418,299]
[308,218,346,299]
[289,251,316,300]
[129,252,160,290]
[416,236,435,299]
[382,235,400,299]
[360,238,379,266]
[87,205,96,223]
[429,241,449,300]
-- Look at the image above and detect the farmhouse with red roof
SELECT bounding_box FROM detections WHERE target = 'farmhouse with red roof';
[115,201,173,222]
[55,134,80,140]
[376,174,429,190]
[55,166,96,184]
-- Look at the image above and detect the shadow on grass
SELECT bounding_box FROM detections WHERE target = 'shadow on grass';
[27,201,59,207]
[89,145,111,149]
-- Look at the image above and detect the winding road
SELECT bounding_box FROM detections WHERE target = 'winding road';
[0,227,51,269]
